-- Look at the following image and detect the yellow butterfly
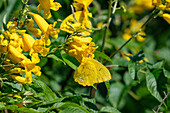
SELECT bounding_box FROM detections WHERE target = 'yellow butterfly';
[74,58,111,86]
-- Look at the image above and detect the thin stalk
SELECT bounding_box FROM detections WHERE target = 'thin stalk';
[90,0,118,98]
[3,0,7,8]
[101,0,118,53]
[17,0,28,27]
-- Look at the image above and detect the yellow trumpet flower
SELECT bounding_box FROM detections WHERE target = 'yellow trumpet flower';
[10,75,27,84]
[37,0,61,19]
[22,33,35,52]
[162,13,170,24]
[28,12,60,42]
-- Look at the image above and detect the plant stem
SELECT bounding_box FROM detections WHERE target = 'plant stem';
[101,0,118,53]
[17,0,28,27]
[90,84,97,98]
[3,0,7,8]
[109,9,158,59]
[90,0,118,98]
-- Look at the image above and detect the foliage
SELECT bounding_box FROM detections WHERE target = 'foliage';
[0,0,170,113]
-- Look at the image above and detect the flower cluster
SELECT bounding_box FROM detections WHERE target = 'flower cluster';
[129,0,154,14]
[122,18,146,42]
[61,0,111,86]
[61,0,97,63]
[0,0,111,87]
[0,0,61,84]
[153,0,170,23]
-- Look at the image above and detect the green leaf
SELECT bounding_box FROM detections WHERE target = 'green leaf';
[145,70,162,102]
[128,60,136,79]
[3,82,22,92]
[0,102,5,108]
[94,50,112,62]
[109,82,124,107]
[166,84,170,108]
[99,106,121,113]
[37,57,48,67]
[2,105,18,111]
[61,50,80,70]
[123,71,133,86]
[0,104,40,113]
[48,54,65,65]
[17,107,40,113]
[105,81,110,100]
[59,107,87,113]
[163,68,170,78]
[33,79,58,103]
[152,60,165,69]
[49,102,89,113]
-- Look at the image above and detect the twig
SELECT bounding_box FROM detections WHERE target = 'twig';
[70,5,77,22]
[17,0,28,27]
[128,90,140,101]
[0,63,20,77]
[101,0,118,53]
[152,91,170,113]
[90,0,118,98]
[105,64,126,68]
[90,84,97,98]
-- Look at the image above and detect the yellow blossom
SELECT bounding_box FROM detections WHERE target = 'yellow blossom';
[73,0,93,22]
[21,58,35,71]
[162,13,170,24]
[9,33,21,48]
[10,68,25,74]
[121,52,148,63]
[22,33,35,52]
[28,12,60,43]
[7,45,27,63]
[26,18,42,37]
[7,21,26,33]
[31,53,40,64]
[46,21,60,39]
[25,71,32,83]
[135,0,154,10]
[31,66,41,76]
[10,75,27,84]
[0,34,8,54]
[37,0,61,19]
[97,22,104,28]
[122,19,146,42]
[60,11,92,36]
[28,12,49,33]
[139,58,149,63]
[67,36,98,62]
[30,39,49,57]
[8,94,22,99]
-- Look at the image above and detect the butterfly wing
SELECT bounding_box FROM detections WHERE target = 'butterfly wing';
[74,60,98,86]
[89,59,111,83]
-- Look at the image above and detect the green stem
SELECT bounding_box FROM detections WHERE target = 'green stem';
[101,0,118,53]
[3,0,7,9]
[110,9,159,59]
[90,0,118,98]
[0,64,15,67]
[90,84,97,98]
[17,0,28,27]
[0,63,20,77]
